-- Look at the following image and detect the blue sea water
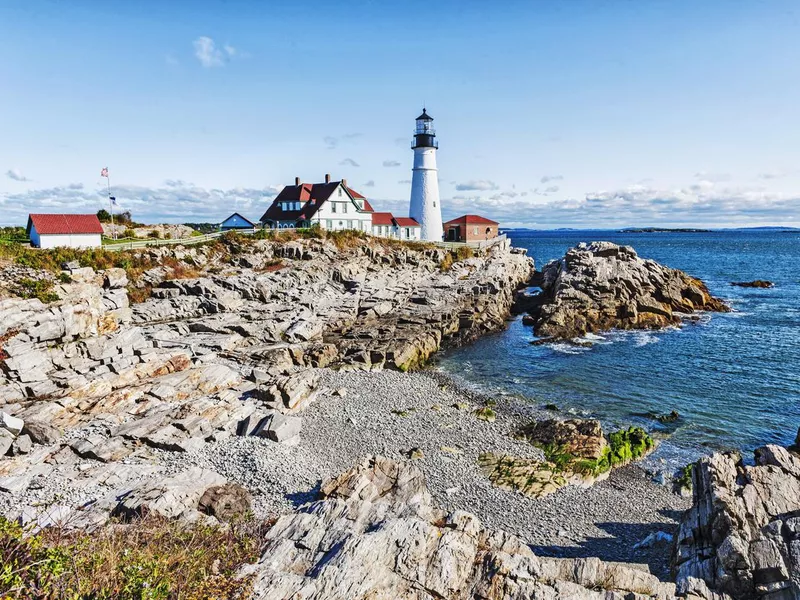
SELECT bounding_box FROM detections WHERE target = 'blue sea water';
[438,229,800,465]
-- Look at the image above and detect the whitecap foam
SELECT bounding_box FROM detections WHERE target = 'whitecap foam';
[633,332,660,347]
[549,342,590,355]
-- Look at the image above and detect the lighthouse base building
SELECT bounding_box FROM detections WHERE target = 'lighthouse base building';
[409,109,443,242]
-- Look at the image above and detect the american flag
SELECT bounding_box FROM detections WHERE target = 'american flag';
[100,167,109,177]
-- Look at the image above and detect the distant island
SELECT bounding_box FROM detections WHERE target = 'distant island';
[620,227,712,233]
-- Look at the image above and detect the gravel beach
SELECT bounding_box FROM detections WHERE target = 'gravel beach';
[0,367,689,579]
[195,368,687,578]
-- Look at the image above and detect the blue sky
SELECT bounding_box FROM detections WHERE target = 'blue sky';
[2,0,800,228]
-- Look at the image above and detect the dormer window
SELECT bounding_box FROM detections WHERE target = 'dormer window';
[338,188,342,197]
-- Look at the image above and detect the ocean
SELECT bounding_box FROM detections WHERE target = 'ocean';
[438,229,800,467]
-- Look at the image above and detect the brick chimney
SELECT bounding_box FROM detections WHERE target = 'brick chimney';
[295,176,300,185]
[342,178,347,187]
[325,173,331,183]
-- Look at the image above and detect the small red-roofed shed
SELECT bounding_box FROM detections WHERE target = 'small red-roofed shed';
[26,214,104,248]
[442,215,499,242]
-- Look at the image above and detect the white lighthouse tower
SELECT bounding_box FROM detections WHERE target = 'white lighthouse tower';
[409,108,443,242]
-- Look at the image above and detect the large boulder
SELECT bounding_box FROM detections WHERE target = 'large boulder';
[525,242,729,339]
[113,468,226,521]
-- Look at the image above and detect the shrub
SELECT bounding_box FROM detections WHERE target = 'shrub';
[440,246,474,271]
[12,278,59,303]
[0,515,270,599]
[147,230,161,239]
[123,228,137,239]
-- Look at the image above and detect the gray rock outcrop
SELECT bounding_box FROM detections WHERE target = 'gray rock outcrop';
[523,242,728,340]
[243,455,679,599]
[674,440,800,599]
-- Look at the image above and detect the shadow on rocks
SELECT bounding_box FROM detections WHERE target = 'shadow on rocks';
[531,519,679,581]
[285,482,321,508]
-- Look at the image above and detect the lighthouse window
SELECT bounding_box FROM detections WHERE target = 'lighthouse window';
[433,201,436,207]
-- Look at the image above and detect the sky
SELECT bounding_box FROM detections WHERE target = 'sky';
[2,0,800,229]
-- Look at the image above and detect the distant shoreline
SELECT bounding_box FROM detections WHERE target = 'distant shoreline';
[619,227,712,233]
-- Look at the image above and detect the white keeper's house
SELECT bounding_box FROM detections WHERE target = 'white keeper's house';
[26,213,104,249]
[260,174,420,240]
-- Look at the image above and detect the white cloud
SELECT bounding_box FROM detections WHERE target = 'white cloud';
[455,180,499,191]
[0,181,280,226]
[540,174,563,184]
[6,169,30,182]
[5,176,798,229]
[193,37,237,68]
[383,160,401,167]
[339,158,360,167]
[324,133,361,150]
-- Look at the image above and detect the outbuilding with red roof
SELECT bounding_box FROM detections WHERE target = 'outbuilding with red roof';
[442,214,499,243]
[26,214,104,249]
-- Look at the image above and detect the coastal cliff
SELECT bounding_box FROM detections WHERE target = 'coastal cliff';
[522,241,729,340]
[0,234,533,525]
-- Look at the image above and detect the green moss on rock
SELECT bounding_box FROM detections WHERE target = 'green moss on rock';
[607,426,655,467]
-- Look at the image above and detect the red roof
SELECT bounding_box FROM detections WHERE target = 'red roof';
[392,217,419,227]
[443,214,499,226]
[372,212,395,226]
[27,214,104,236]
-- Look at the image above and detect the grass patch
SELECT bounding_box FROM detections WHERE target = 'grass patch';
[0,515,270,599]
[11,278,60,303]
[439,245,475,271]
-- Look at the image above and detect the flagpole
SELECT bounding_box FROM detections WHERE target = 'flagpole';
[107,169,115,240]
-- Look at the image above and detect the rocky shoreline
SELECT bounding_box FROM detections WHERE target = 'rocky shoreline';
[2,235,797,598]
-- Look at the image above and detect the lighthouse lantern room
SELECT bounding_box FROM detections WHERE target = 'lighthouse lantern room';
[409,108,443,242]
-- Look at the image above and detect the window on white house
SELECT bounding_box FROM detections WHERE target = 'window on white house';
[331,203,337,213]
[338,221,343,228]
[338,188,342,196]
[405,228,410,238]
[342,203,348,213]
[326,220,332,229]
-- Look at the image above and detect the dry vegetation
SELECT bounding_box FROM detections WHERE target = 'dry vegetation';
[0,229,468,304]
[0,515,271,599]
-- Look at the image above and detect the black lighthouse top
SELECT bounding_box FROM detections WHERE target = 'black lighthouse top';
[412,108,438,149]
